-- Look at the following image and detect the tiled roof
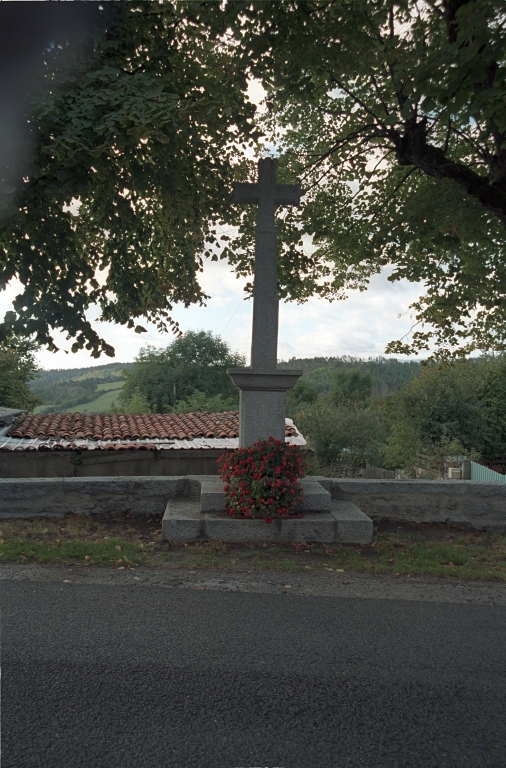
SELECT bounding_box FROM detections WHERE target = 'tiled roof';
[9,411,244,441]
[0,411,304,451]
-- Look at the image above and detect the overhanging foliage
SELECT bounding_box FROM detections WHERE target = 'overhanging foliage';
[226,0,506,356]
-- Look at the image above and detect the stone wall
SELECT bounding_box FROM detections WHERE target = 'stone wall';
[312,478,506,531]
[0,475,505,530]
[0,476,200,519]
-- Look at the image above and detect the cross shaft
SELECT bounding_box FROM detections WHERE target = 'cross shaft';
[233,158,300,371]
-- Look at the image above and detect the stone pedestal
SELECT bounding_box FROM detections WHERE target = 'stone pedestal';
[161,477,374,544]
[227,368,302,448]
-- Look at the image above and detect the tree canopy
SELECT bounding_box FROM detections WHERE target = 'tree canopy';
[331,368,373,406]
[119,330,244,413]
[0,337,40,411]
[382,357,506,468]
[0,2,256,356]
[226,0,506,356]
[1,1,505,358]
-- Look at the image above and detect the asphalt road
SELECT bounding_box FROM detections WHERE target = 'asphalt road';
[2,567,505,768]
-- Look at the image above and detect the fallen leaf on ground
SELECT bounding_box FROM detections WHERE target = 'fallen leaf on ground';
[115,545,121,552]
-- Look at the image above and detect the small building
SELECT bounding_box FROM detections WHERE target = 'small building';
[0,410,305,478]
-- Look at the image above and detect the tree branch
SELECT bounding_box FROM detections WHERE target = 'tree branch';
[395,119,506,227]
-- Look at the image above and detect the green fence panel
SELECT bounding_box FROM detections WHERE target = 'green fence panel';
[470,461,506,482]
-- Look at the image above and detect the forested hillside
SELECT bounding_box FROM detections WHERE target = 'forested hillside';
[31,362,131,391]
[29,356,421,413]
[29,363,131,414]
[279,357,420,396]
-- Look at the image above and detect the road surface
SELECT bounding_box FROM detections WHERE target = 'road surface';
[2,565,505,767]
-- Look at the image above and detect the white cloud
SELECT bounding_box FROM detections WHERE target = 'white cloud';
[0,259,429,370]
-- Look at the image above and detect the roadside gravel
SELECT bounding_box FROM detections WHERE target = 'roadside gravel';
[1,562,505,604]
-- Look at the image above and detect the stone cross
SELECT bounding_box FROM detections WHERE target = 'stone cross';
[227,158,303,447]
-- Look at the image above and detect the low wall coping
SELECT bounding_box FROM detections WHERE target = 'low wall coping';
[0,475,505,529]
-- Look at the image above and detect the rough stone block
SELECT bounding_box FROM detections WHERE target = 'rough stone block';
[307,475,332,493]
[200,477,226,513]
[200,477,331,514]
[186,476,206,499]
[237,389,286,447]
[279,514,335,542]
[331,500,373,544]
[62,476,187,498]
[204,514,278,543]
[331,478,471,497]
[296,480,331,512]
[0,478,64,500]
[162,500,202,542]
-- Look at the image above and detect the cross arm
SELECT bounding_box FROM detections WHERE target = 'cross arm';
[274,183,301,206]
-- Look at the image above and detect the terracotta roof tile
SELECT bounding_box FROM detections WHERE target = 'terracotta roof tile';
[3,411,301,450]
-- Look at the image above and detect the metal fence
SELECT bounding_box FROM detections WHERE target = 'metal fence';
[469,461,506,483]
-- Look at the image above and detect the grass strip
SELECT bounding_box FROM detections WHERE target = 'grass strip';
[0,516,504,580]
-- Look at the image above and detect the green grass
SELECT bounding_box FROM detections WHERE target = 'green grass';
[96,381,123,392]
[35,386,123,415]
[76,386,122,413]
[0,517,505,580]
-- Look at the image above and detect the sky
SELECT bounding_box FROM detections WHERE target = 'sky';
[0,263,426,370]
[0,79,429,370]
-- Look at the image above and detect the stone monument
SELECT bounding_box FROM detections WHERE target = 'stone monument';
[227,157,303,447]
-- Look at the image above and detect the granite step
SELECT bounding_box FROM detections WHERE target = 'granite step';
[162,480,373,544]
[200,477,331,514]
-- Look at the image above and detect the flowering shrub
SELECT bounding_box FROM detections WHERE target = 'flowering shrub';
[217,436,308,523]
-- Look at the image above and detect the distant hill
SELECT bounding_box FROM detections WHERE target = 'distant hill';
[29,356,420,414]
[30,362,132,414]
[31,362,132,390]
[278,356,421,396]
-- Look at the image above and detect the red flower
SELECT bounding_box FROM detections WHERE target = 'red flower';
[218,438,308,523]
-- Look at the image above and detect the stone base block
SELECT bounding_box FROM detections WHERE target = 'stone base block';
[296,480,331,512]
[331,500,373,544]
[161,479,372,544]
[200,477,331,514]
[238,389,287,447]
[162,500,202,542]
[275,514,335,542]
[204,515,278,543]
[204,512,335,543]
[200,477,225,513]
